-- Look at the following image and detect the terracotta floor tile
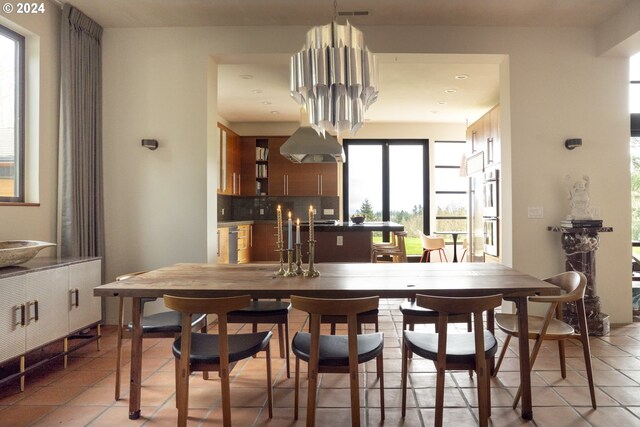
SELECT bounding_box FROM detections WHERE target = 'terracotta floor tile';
[86,405,152,426]
[31,405,106,426]
[0,405,55,426]
[528,406,590,427]
[575,406,640,426]
[16,385,87,406]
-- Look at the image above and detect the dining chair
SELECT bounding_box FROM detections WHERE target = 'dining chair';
[371,231,407,262]
[493,271,596,409]
[227,298,291,378]
[460,238,468,262]
[401,293,502,427]
[114,272,208,401]
[418,232,448,262]
[291,295,385,427]
[163,294,273,427]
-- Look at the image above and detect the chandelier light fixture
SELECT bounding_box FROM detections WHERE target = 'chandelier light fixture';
[290,2,379,136]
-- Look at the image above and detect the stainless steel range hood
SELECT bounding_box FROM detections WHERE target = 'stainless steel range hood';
[279,127,345,163]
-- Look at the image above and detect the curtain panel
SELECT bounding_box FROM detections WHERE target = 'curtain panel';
[58,4,104,261]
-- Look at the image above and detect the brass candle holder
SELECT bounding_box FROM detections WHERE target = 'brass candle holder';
[304,240,320,277]
[285,248,298,277]
[295,242,304,275]
[275,241,286,276]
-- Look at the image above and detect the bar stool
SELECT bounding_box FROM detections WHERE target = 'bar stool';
[371,231,407,263]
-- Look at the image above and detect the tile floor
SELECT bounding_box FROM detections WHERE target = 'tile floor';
[2,299,640,426]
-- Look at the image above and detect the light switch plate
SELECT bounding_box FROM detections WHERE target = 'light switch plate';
[259,208,264,215]
[336,236,343,246]
[324,208,334,215]
[221,208,225,215]
[527,207,544,218]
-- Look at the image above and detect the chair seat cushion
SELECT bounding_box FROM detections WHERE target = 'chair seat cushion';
[404,330,497,365]
[495,313,575,338]
[172,331,272,364]
[228,300,291,317]
[128,312,206,334]
[291,331,384,367]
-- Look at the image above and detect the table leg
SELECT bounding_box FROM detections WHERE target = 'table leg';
[515,296,533,420]
[452,233,459,262]
[129,297,143,420]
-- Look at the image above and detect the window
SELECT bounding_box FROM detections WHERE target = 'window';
[433,141,468,238]
[0,25,25,202]
[343,139,429,256]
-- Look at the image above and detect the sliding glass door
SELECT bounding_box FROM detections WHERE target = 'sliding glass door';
[344,140,429,256]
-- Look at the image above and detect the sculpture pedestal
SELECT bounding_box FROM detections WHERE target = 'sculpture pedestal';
[548,226,613,336]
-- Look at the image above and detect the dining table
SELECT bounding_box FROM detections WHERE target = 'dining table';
[94,262,559,421]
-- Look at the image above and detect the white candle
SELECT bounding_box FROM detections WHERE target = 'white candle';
[288,211,292,249]
[276,205,283,246]
[296,218,300,244]
[309,205,314,241]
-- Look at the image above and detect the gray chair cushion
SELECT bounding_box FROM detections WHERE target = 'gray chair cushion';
[172,331,272,364]
[292,331,384,367]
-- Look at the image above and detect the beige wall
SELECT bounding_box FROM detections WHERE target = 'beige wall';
[0,2,60,258]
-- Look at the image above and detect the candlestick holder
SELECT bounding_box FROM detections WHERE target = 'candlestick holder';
[275,241,286,276]
[285,248,298,277]
[304,240,320,277]
[295,242,304,275]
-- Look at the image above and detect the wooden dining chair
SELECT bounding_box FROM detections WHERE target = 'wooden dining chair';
[291,295,385,427]
[114,272,208,400]
[163,294,273,427]
[227,298,291,377]
[401,294,502,427]
[493,271,596,409]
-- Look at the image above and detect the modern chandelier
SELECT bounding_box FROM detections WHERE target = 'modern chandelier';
[290,8,378,136]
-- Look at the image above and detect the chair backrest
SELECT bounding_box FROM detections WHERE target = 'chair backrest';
[164,294,251,316]
[423,235,445,250]
[529,271,587,304]
[291,295,379,317]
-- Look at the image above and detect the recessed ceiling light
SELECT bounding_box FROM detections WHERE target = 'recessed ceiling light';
[455,74,469,80]
[270,111,279,115]
[239,74,254,79]
[251,89,263,94]
[444,89,457,94]
[437,101,447,105]
[262,101,272,105]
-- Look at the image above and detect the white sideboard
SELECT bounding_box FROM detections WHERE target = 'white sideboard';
[0,257,102,390]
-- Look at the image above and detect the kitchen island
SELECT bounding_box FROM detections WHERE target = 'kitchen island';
[220,220,403,262]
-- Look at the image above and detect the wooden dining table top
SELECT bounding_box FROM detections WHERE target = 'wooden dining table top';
[94,262,559,299]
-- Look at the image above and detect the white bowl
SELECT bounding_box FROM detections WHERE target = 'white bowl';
[0,240,56,268]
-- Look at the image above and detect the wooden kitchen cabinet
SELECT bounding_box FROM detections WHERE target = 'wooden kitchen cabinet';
[217,227,230,263]
[466,104,500,167]
[268,137,338,196]
[218,124,242,195]
[251,223,279,262]
[237,224,251,264]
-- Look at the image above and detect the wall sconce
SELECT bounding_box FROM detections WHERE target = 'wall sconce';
[141,139,158,150]
[564,138,582,150]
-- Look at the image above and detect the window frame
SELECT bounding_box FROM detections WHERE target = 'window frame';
[433,140,468,235]
[0,24,26,203]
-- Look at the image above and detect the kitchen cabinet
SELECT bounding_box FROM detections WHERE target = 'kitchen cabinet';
[218,124,242,195]
[217,227,230,263]
[0,258,102,390]
[251,223,279,262]
[237,224,251,264]
[268,138,338,196]
[466,104,500,167]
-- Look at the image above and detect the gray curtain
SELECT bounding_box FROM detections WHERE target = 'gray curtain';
[58,4,104,260]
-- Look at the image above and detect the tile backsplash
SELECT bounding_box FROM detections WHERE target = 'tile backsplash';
[218,195,339,222]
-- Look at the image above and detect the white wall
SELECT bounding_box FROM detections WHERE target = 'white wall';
[0,2,60,255]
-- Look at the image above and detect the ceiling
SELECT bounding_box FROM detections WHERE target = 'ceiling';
[65,0,633,126]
